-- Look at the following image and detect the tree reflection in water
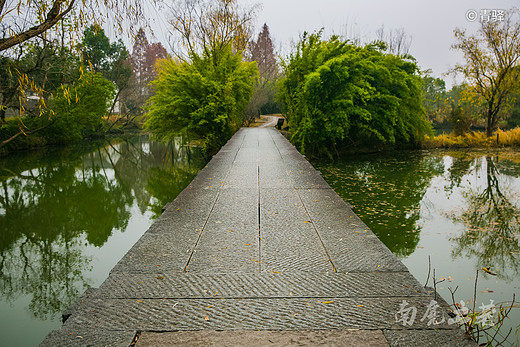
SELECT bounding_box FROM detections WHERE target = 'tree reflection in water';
[0,136,204,319]
[449,155,520,282]
[315,151,444,258]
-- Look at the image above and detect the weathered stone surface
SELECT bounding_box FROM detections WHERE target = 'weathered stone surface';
[40,328,135,347]
[222,163,258,189]
[384,329,476,347]
[58,297,454,332]
[42,127,474,346]
[297,188,407,272]
[185,188,259,273]
[259,162,294,188]
[260,188,333,273]
[136,329,390,347]
[94,272,427,299]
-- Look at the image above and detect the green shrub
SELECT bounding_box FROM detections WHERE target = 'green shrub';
[278,32,432,158]
[145,45,257,155]
[45,71,115,143]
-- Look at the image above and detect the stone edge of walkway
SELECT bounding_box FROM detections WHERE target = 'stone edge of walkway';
[40,128,477,347]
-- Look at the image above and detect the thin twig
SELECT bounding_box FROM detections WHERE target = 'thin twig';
[424,255,431,288]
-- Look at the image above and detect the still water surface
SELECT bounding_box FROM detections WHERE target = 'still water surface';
[1,139,519,346]
[314,149,520,346]
[0,136,205,346]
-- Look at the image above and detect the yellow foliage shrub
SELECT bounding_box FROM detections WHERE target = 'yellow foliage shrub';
[424,128,520,148]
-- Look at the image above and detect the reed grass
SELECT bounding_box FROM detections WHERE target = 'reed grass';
[424,128,520,148]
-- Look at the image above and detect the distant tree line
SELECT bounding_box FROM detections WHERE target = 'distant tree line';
[0,22,168,153]
[423,9,520,136]
[2,0,519,157]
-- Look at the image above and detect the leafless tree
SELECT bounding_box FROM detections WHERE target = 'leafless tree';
[375,25,413,56]
[166,0,258,61]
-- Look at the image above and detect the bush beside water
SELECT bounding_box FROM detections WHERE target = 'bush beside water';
[425,128,520,148]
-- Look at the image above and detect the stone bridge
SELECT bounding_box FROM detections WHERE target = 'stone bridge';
[42,127,475,346]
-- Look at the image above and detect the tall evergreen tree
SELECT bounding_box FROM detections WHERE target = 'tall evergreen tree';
[250,24,277,80]
[244,23,280,121]
[126,29,169,115]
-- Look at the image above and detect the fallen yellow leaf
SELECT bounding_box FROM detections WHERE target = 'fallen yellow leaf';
[318,301,334,304]
[482,267,497,276]
[136,300,143,303]
[204,315,210,321]
[157,276,165,280]
[355,304,364,307]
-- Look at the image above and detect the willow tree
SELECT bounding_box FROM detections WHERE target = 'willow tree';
[452,8,520,137]
[0,0,158,52]
[0,0,161,147]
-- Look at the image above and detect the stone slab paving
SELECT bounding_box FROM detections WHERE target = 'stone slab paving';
[136,329,390,347]
[41,127,475,346]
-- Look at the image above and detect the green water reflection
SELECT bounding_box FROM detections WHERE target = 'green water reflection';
[449,155,520,283]
[314,149,520,345]
[0,136,204,346]
[315,151,445,257]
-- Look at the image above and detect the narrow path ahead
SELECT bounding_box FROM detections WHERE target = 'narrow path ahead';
[259,115,279,127]
[42,128,474,346]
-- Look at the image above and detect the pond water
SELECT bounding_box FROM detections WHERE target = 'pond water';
[0,136,205,347]
[1,137,519,346]
[314,149,520,346]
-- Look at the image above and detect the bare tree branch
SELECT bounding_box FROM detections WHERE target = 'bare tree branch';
[0,0,76,52]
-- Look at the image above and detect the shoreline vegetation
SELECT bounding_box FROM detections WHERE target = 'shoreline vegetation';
[2,115,520,158]
[255,115,520,152]
[423,127,520,148]
[0,116,146,157]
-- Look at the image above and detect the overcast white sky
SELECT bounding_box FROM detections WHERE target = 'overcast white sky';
[136,0,519,89]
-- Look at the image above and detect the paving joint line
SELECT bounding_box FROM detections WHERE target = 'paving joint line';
[183,133,246,272]
[257,164,261,273]
[268,128,337,273]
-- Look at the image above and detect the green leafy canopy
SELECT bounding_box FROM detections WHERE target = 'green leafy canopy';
[278,32,432,158]
[145,45,258,154]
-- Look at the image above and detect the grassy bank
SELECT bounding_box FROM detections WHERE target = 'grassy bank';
[424,128,520,148]
[0,117,145,157]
